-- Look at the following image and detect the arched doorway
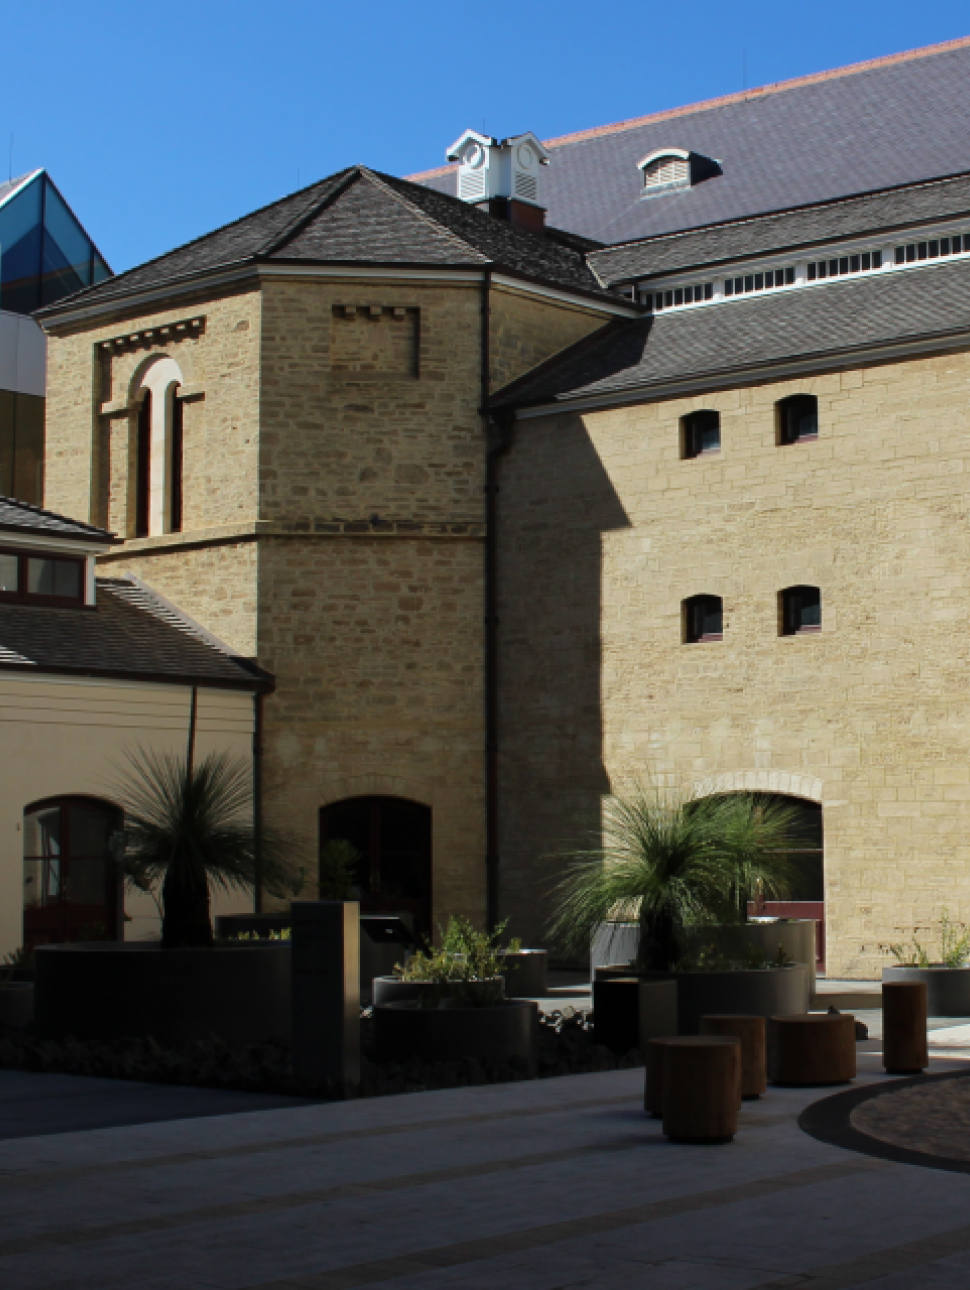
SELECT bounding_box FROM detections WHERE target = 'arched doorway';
[749,796,825,967]
[23,797,123,950]
[319,797,432,940]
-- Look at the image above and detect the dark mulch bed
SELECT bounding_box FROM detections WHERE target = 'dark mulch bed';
[0,1008,642,1100]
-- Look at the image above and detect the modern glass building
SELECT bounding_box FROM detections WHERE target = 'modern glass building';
[0,170,111,505]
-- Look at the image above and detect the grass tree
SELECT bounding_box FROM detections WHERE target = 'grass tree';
[117,748,297,949]
[547,787,800,972]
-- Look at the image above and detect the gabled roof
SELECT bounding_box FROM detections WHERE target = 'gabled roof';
[0,576,272,690]
[0,495,119,544]
[590,172,970,285]
[413,37,970,244]
[37,167,618,320]
[491,255,970,412]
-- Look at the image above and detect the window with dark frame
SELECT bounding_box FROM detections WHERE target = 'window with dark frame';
[777,394,818,444]
[135,390,151,538]
[780,585,822,635]
[682,409,721,458]
[683,594,724,643]
[170,386,184,534]
[0,548,85,606]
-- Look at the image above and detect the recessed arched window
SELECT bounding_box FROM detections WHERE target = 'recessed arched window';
[776,394,818,445]
[683,594,723,643]
[131,358,185,538]
[319,796,432,939]
[780,585,821,635]
[23,796,123,950]
[681,410,721,458]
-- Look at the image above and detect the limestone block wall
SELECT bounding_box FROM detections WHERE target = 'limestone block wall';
[43,287,262,533]
[497,349,970,975]
[256,535,486,927]
[488,285,608,391]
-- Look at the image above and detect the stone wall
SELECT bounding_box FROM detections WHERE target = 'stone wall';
[497,350,970,975]
[489,285,607,391]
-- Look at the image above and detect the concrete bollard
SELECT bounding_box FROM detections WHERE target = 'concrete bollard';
[291,901,360,1098]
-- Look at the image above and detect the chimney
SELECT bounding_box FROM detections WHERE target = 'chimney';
[446,130,550,231]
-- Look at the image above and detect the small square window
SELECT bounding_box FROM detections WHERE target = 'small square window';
[895,247,905,265]
[684,594,723,643]
[704,283,713,300]
[777,395,818,445]
[754,273,764,290]
[781,586,822,635]
[849,255,860,273]
[941,238,951,256]
[807,263,817,281]
[682,410,721,459]
[929,240,939,258]
[27,557,83,601]
[918,242,928,260]
[861,252,871,271]
[744,275,754,293]
[873,250,882,268]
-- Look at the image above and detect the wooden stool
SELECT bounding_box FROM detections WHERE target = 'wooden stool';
[769,1014,856,1086]
[700,1015,767,1098]
[882,981,928,1074]
[661,1036,741,1143]
[644,1037,676,1117]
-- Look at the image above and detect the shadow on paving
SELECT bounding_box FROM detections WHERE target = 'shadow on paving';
[0,1070,313,1140]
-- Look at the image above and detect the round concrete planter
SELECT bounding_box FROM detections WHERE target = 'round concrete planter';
[498,950,548,997]
[0,983,34,1031]
[374,998,538,1070]
[882,965,970,1016]
[675,964,809,1034]
[35,942,291,1044]
[371,975,504,1007]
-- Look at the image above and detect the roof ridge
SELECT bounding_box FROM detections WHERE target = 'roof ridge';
[0,169,43,212]
[407,36,970,181]
[0,493,114,538]
[256,166,365,257]
[588,167,970,260]
[356,168,491,262]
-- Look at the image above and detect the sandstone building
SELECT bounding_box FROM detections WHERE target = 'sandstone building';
[22,35,970,973]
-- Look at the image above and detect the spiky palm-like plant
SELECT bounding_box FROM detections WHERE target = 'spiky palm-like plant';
[547,788,800,972]
[116,749,296,949]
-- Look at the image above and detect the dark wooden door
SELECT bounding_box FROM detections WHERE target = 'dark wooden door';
[23,798,122,950]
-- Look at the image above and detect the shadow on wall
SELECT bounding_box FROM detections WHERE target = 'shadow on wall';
[496,410,630,947]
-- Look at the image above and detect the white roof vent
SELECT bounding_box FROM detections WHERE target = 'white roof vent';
[638,148,721,198]
[447,130,550,209]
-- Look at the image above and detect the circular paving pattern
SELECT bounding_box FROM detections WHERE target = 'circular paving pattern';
[800,1070,970,1174]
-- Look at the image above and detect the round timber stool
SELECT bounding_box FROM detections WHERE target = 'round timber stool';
[882,981,928,1075]
[644,1037,677,1117]
[769,1013,856,1086]
[661,1036,741,1144]
[700,1015,767,1099]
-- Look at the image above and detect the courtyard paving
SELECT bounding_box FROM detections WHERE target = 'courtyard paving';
[3,1042,970,1289]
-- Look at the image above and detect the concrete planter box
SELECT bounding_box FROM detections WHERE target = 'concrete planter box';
[214,912,290,939]
[882,965,970,1016]
[675,964,809,1034]
[0,982,34,1031]
[371,975,503,1008]
[498,950,548,997]
[374,998,538,1070]
[35,942,291,1045]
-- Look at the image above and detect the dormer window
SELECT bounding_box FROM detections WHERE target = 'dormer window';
[640,149,691,195]
[0,548,85,606]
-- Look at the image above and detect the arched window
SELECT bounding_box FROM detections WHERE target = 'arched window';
[131,357,185,537]
[776,394,818,444]
[320,796,432,940]
[681,409,721,458]
[639,149,691,192]
[23,796,123,950]
[780,585,821,635]
[683,594,723,643]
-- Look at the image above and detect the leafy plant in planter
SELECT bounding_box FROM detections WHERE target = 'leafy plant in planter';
[117,749,297,949]
[886,908,970,968]
[548,787,800,972]
[394,916,505,1007]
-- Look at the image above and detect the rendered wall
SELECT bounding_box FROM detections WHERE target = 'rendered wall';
[497,350,970,975]
[0,673,256,957]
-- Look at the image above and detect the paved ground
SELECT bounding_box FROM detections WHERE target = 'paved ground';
[6,1048,970,1288]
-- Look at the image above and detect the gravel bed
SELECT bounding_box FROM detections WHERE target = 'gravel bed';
[851,1076,970,1161]
[0,1007,642,1100]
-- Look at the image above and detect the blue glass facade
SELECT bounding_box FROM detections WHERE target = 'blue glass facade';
[0,171,110,316]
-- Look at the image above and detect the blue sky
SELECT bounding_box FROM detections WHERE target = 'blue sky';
[2,1,968,273]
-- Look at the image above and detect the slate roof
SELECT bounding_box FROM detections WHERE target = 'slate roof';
[36,167,617,319]
[0,577,271,689]
[589,173,970,286]
[0,495,119,544]
[414,38,970,244]
[491,255,970,411]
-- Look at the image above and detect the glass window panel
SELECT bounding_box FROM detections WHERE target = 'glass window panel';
[0,390,14,496]
[0,175,43,314]
[674,288,683,305]
[850,255,860,272]
[754,273,764,290]
[69,804,113,857]
[941,238,951,255]
[27,556,82,599]
[861,253,871,270]
[0,552,19,592]
[704,283,712,300]
[12,393,44,506]
[68,858,109,905]
[24,805,61,857]
[24,857,61,907]
[917,242,928,260]
[785,267,795,284]
[744,275,753,292]
[92,253,111,283]
[798,592,822,628]
[700,599,723,636]
[873,251,882,268]
[929,240,939,258]
[724,279,734,296]
[40,180,94,307]
[895,247,905,264]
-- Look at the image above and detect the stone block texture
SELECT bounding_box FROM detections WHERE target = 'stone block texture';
[496,350,970,975]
